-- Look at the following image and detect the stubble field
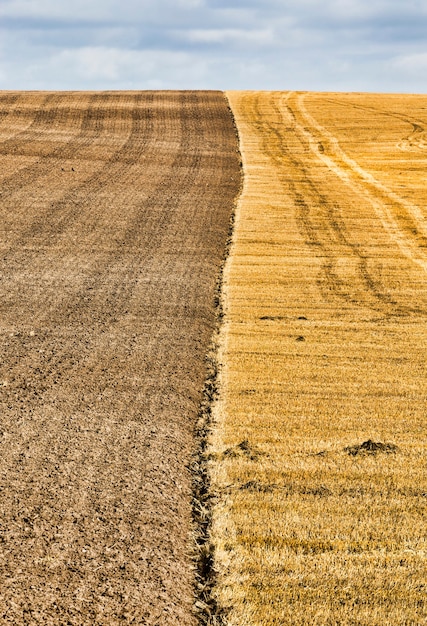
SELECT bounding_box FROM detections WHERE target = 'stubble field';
[208,91,427,625]
[0,91,240,625]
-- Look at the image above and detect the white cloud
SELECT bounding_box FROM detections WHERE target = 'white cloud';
[0,0,206,23]
[393,52,427,74]
[0,43,210,89]
[0,0,426,90]
[184,28,275,45]
[57,46,204,83]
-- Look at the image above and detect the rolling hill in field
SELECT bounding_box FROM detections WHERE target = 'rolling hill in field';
[1,90,427,626]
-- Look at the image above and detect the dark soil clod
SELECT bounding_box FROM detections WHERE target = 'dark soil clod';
[240,481,274,493]
[237,439,251,452]
[240,388,256,395]
[222,439,263,461]
[345,439,399,456]
[259,315,285,321]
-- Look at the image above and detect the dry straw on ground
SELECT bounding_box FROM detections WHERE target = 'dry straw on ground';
[208,91,427,625]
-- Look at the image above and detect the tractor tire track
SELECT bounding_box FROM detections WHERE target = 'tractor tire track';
[0,92,204,408]
[321,96,427,151]
[292,93,427,262]
[245,92,419,317]
[0,93,156,404]
[0,93,66,159]
[0,93,24,131]
[0,92,112,208]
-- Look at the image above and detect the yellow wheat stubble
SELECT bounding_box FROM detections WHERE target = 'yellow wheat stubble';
[208,92,427,625]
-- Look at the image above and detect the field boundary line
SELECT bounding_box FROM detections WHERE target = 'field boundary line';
[190,92,243,626]
[193,91,245,626]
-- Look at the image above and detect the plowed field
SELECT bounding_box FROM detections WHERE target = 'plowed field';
[0,91,240,625]
[209,92,427,624]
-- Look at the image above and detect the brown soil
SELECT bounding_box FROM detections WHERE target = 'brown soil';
[0,91,240,625]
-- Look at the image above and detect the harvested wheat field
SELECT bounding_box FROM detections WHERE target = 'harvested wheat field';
[0,91,241,624]
[208,91,427,625]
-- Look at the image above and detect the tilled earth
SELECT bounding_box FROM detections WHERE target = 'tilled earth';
[0,91,240,625]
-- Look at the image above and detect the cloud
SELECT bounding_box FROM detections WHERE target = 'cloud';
[52,47,207,87]
[0,41,210,89]
[393,52,427,74]
[0,0,207,24]
[0,0,426,91]
[182,28,276,46]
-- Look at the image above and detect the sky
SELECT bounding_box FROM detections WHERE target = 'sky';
[0,0,426,92]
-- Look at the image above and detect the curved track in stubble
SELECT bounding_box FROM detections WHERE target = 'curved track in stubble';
[243,91,427,318]
[0,92,241,625]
